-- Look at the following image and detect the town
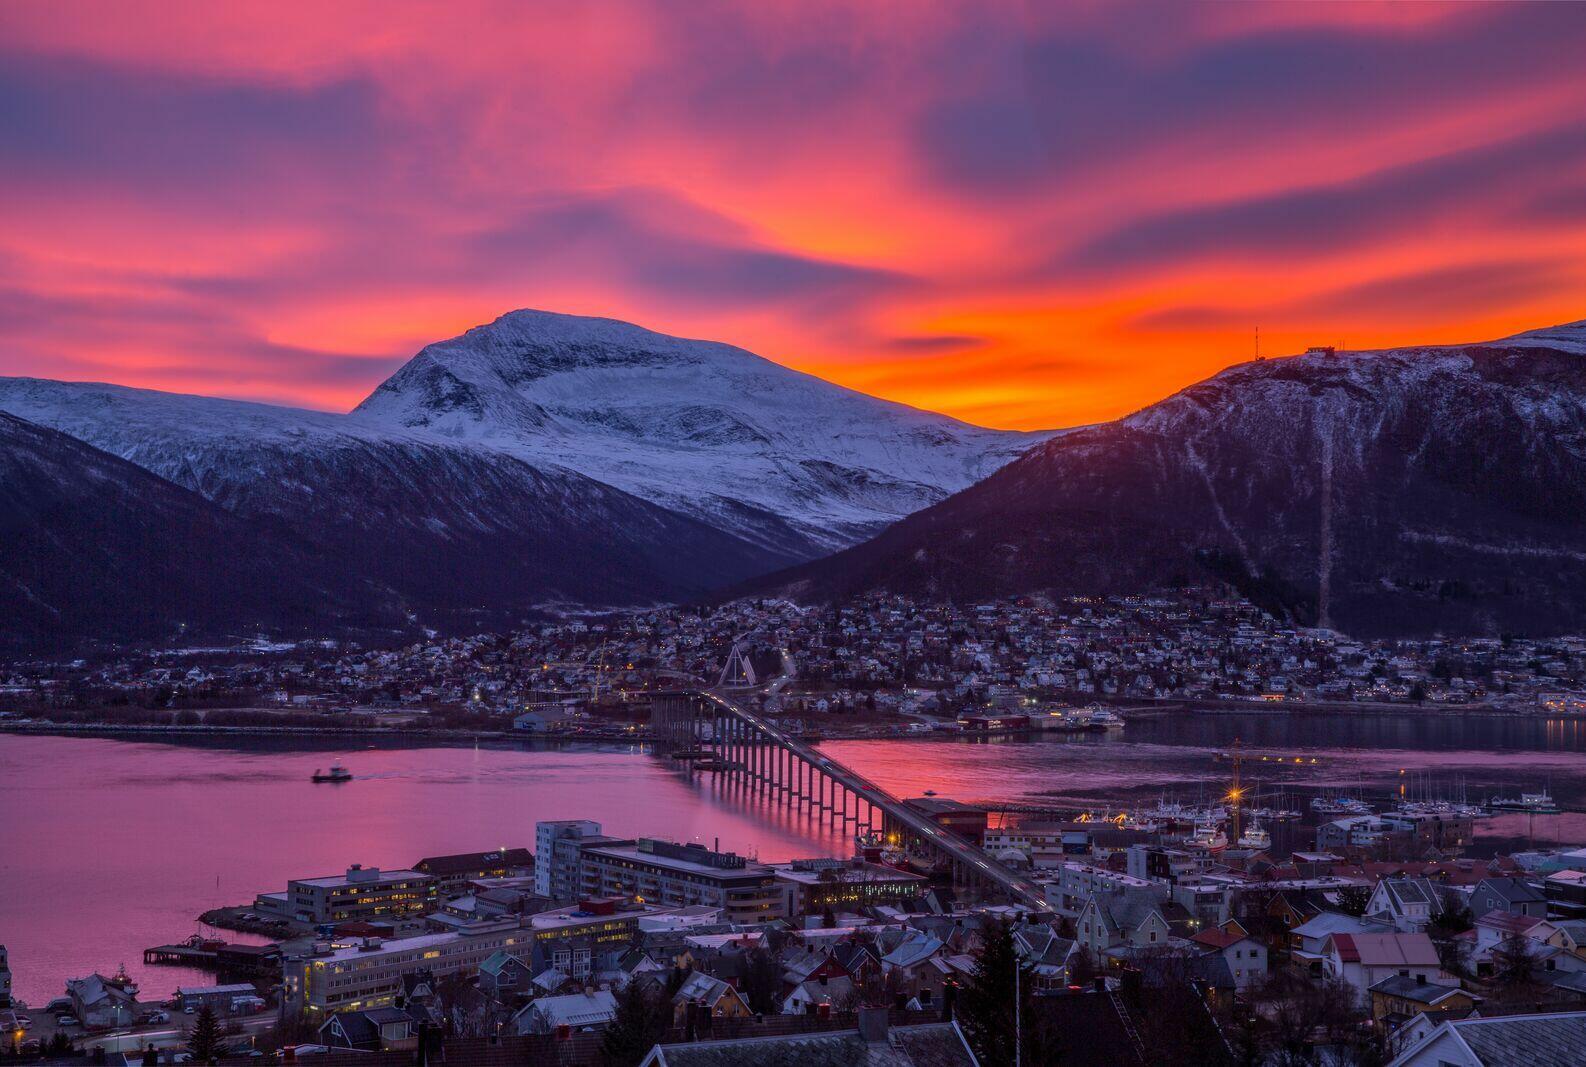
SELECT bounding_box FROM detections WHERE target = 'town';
[5,593,1586,739]
[5,721,1586,1064]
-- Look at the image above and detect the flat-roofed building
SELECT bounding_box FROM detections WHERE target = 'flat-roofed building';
[580,839,785,924]
[413,848,533,895]
[288,865,436,926]
[770,858,926,915]
[287,900,665,1013]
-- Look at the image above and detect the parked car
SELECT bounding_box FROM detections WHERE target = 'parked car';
[55,1015,79,1028]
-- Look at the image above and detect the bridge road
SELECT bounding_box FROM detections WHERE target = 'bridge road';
[699,688,1050,911]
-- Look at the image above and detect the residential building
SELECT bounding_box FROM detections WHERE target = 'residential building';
[1322,932,1453,1002]
[1388,1011,1586,1066]
[580,839,786,925]
[1468,878,1549,921]
[1367,975,1479,1030]
[318,1006,419,1052]
[65,974,139,1030]
[287,865,436,925]
[512,989,617,1034]
[670,972,751,1027]
[639,1014,980,1067]
[1190,920,1267,989]
[0,945,10,1008]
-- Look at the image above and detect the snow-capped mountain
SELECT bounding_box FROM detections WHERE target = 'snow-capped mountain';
[765,320,1586,636]
[352,310,1047,556]
[0,376,789,635]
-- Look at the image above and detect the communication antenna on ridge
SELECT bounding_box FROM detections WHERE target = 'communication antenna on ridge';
[1255,325,1260,361]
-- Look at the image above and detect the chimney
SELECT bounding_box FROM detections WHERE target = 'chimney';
[858,1006,889,1043]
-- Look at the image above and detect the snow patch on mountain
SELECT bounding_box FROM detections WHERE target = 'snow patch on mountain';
[351,309,1049,554]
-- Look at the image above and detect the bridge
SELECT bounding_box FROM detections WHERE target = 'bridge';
[651,687,1049,911]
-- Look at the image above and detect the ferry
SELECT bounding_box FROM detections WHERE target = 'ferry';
[1078,704,1125,730]
[1489,791,1560,815]
[312,763,353,783]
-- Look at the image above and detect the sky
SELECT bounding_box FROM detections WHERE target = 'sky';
[3,2,1586,430]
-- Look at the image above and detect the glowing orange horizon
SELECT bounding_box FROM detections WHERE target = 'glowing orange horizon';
[3,3,1585,431]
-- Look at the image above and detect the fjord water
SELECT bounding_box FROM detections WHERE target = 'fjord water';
[3,713,1584,1003]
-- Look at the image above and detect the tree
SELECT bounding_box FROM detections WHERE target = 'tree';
[1428,903,1474,978]
[740,948,784,1016]
[956,920,1040,1066]
[1243,971,1381,1067]
[600,982,667,1067]
[186,1005,222,1063]
[1491,933,1539,993]
[1335,885,1371,916]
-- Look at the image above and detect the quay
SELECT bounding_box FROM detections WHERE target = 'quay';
[143,940,281,975]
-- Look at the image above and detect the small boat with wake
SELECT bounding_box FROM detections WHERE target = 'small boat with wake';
[312,763,353,783]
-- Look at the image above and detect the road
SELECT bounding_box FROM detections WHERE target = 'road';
[701,688,1049,911]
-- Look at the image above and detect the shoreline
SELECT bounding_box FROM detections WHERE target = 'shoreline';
[1,698,1577,748]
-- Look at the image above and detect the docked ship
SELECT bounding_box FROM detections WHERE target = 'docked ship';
[312,763,353,783]
[1188,823,1228,851]
[1489,791,1560,815]
[1237,822,1271,850]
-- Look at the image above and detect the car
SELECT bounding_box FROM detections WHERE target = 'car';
[183,1005,195,1014]
[55,1015,79,1028]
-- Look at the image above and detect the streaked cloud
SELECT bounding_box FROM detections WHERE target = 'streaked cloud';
[2,1,1585,428]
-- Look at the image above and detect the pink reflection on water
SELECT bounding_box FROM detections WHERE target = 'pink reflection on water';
[0,735,842,1004]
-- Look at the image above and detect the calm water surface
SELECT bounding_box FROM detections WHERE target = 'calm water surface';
[3,712,1584,1004]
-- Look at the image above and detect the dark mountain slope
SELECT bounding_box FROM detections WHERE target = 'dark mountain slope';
[0,412,387,648]
[763,324,1586,636]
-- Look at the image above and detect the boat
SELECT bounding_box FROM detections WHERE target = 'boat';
[312,763,353,783]
[1310,795,1371,816]
[1082,704,1125,730]
[1489,791,1560,815]
[1188,823,1228,851]
[1237,822,1271,850]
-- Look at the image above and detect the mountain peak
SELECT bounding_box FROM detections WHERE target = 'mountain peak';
[351,307,1045,557]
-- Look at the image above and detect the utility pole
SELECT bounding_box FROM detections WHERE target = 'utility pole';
[1014,952,1021,1067]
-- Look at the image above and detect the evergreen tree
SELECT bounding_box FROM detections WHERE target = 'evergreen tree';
[741,948,784,1015]
[185,1004,222,1063]
[956,920,1035,1065]
[600,982,666,1067]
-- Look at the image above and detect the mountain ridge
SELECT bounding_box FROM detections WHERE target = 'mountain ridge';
[756,320,1586,636]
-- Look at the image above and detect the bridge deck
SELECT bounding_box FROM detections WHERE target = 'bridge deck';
[701,689,1048,911]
